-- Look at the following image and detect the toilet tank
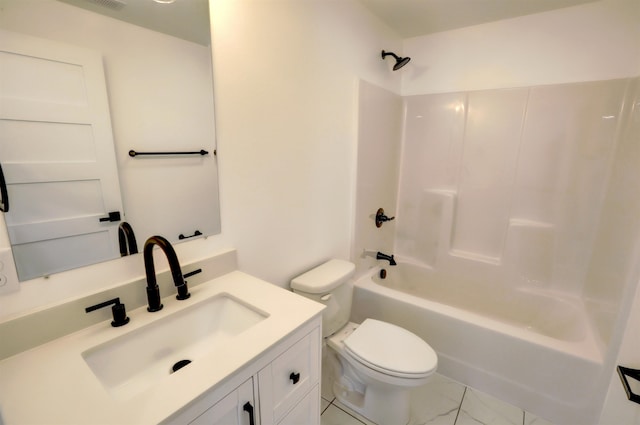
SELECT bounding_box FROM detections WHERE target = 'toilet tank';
[290,259,355,338]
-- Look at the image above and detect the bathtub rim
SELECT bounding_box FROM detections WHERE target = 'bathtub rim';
[353,265,604,365]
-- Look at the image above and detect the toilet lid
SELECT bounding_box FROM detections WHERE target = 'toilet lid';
[343,319,437,377]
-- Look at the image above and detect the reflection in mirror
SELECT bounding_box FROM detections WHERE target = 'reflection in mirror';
[0,0,220,281]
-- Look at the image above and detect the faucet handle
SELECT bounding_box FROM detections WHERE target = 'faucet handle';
[176,283,191,300]
[85,297,130,327]
[375,208,395,228]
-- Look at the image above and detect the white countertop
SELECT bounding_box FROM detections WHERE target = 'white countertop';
[0,271,324,424]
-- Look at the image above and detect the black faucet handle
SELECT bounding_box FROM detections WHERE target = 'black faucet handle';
[85,297,130,327]
[176,284,191,300]
[175,269,201,300]
[375,208,395,228]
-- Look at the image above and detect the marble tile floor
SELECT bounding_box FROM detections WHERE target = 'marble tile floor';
[320,373,555,425]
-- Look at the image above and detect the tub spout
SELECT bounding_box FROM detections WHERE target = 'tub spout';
[376,251,396,266]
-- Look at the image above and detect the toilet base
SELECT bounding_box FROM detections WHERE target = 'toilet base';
[333,378,411,425]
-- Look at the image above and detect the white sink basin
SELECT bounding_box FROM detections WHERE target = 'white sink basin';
[82,293,268,400]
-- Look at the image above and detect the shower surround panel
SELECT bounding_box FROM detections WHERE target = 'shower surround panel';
[397,78,630,295]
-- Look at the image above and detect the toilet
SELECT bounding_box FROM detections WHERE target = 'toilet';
[291,259,437,425]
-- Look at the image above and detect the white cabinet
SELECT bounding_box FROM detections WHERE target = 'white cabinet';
[166,316,321,425]
[189,378,255,425]
[258,328,320,425]
[278,385,320,425]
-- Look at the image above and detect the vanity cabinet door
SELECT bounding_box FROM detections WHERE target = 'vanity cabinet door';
[189,378,255,425]
[258,327,320,425]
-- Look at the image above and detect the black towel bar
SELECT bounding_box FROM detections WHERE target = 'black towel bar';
[129,149,210,157]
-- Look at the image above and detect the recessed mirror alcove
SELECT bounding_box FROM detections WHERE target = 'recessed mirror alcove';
[0,0,220,281]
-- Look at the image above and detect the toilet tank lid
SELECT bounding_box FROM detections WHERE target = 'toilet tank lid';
[291,259,356,293]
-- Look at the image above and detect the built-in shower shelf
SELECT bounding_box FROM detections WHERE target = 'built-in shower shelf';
[449,249,501,265]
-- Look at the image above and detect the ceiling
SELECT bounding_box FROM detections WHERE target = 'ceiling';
[359,0,600,38]
[58,0,600,46]
[57,0,210,45]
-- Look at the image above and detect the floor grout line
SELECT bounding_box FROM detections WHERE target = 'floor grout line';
[320,396,335,415]
[453,386,467,425]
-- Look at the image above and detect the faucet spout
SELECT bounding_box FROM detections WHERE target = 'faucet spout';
[118,222,138,257]
[143,235,190,312]
[376,251,397,266]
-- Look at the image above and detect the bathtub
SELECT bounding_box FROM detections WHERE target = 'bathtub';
[350,262,606,425]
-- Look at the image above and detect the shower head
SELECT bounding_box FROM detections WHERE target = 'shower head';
[381,50,411,71]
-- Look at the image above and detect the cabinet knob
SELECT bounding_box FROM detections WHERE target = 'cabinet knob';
[289,372,301,384]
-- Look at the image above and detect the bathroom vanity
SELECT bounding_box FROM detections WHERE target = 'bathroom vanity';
[0,253,324,425]
[165,315,321,425]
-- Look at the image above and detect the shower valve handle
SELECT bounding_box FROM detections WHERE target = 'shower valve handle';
[375,208,395,228]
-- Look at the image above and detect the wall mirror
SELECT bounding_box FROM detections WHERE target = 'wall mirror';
[0,0,220,281]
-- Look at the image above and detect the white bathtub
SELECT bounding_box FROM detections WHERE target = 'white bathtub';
[350,262,606,425]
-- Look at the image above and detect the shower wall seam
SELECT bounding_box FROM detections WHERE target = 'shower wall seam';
[500,87,531,267]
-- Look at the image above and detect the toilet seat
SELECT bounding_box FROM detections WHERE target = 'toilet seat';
[343,319,437,379]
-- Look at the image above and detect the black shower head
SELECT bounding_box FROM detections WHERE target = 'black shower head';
[381,50,411,71]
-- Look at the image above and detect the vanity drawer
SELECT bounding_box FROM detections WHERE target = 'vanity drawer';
[279,384,320,425]
[258,327,320,425]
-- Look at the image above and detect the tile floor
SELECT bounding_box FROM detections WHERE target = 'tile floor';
[320,373,555,425]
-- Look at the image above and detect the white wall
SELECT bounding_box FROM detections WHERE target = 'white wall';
[209,0,401,285]
[402,0,640,96]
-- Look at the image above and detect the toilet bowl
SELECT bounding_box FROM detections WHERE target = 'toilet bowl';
[328,319,437,425]
[291,259,438,425]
